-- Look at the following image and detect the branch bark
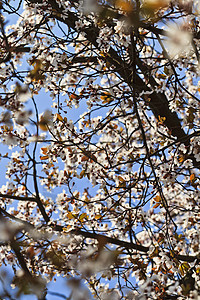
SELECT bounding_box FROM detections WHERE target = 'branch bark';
[53,224,200,263]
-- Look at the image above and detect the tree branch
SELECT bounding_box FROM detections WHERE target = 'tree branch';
[53,224,199,263]
[38,0,200,169]
[0,193,36,202]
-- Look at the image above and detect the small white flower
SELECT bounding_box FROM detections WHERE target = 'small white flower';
[15,109,32,125]
[0,111,12,126]
[183,159,193,168]
[81,0,100,15]
[165,23,193,59]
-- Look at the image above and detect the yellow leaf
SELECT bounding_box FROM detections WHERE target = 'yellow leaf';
[56,113,63,122]
[157,73,166,79]
[154,195,161,202]
[182,262,190,271]
[74,191,80,198]
[81,155,89,162]
[142,0,169,12]
[67,212,74,220]
[158,115,166,124]
[118,176,125,182]
[118,181,126,188]
[115,0,134,12]
[179,156,185,163]
[41,147,48,154]
[95,214,102,220]
[190,173,195,182]
[79,213,87,221]
[100,92,112,104]
[69,93,79,100]
[40,155,49,160]
[179,262,190,276]
[153,202,160,209]
[62,227,68,232]
[196,267,200,274]
[39,122,48,131]
[179,264,184,276]
[79,170,85,179]
[99,51,107,58]
[63,225,72,232]
[29,59,46,82]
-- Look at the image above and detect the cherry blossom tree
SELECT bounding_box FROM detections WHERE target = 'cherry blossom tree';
[0,0,200,299]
